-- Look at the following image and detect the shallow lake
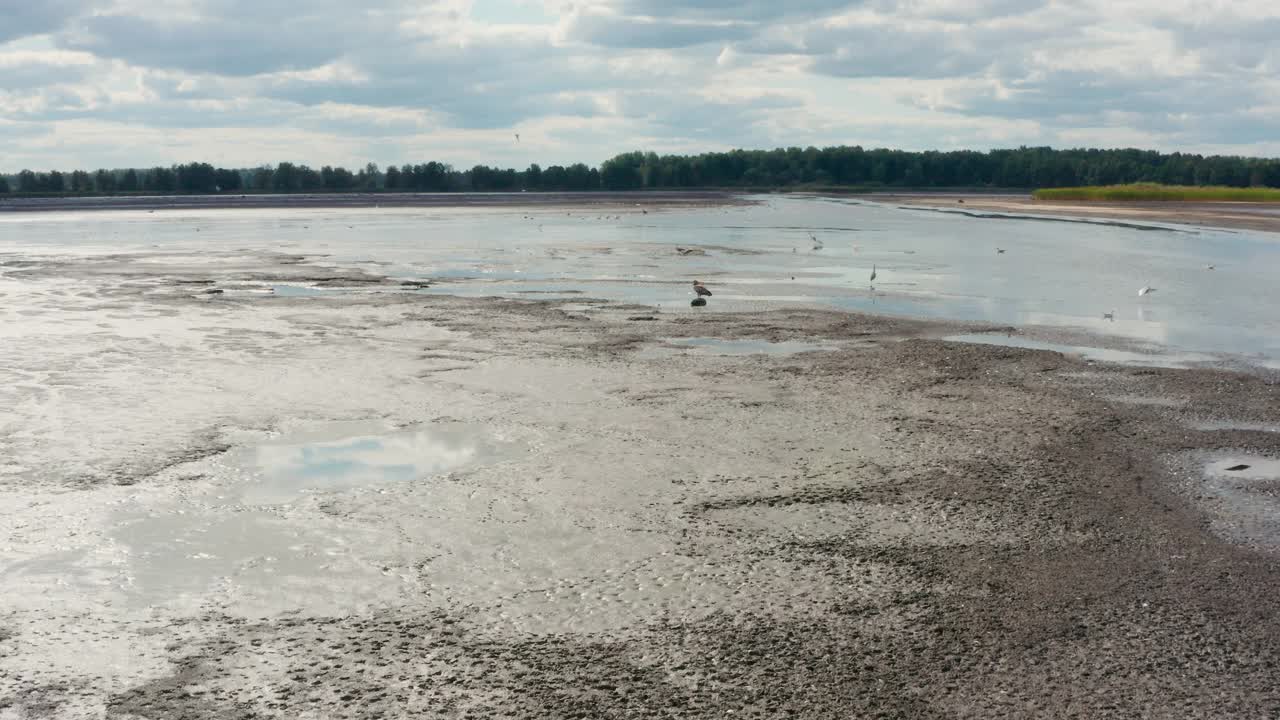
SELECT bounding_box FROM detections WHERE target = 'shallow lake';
[3,195,1279,364]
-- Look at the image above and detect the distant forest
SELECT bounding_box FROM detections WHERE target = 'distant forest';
[3,146,1280,195]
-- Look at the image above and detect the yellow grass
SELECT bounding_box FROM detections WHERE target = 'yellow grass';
[1033,184,1280,202]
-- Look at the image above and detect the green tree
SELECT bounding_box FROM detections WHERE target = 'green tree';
[358,163,379,190]
[94,169,116,193]
[214,168,242,191]
[251,166,273,190]
[120,169,140,191]
[272,162,299,191]
[145,167,175,192]
[70,170,92,193]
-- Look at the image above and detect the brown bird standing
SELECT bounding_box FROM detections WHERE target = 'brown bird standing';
[692,281,712,297]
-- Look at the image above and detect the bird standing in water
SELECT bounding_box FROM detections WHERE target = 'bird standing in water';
[693,280,713,297]
[869,264,877,290]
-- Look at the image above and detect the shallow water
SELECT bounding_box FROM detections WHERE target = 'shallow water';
[639,337,833,358]
[1204,455,1280,480]
[3,195,1279,363]
[101,421,516,608]
[944,333,1217,368]
[1195,453,1280,551]
[235,421,511,505]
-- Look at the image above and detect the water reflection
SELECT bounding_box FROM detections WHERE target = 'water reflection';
[636,337,833,359]
[4,196,1280,362]
[944,334,1218,368]
[241,423,499,504]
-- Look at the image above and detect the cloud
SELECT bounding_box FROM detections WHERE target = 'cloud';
[2,0,1279,171]
[0,0,89,45]
[59,0,401,75]
[561,9,755,48]
[0,49,98,90]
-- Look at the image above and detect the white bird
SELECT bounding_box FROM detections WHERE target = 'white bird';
[1138,285,1156,296]
[1206,264,1215,270]
[514,133,520,142]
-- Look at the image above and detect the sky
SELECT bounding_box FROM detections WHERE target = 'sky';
[1,0,1278,171]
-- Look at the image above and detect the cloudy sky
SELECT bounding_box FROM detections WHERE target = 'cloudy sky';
[1,0,1277,171]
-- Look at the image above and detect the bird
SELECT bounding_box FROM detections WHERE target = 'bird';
[1102,311,1115,321]
[693,281,712,297]
[1206,264,1215,270]
[810,232,823,250]
[870,264,877,283]
[996,248,1006,254]
[514,133,520,142]
[1138,285,1156,296]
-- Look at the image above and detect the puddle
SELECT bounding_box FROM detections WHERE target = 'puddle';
[944,333,1216,369]
[234,421,516,505]
[638,337,833,359]
[1191,420,1280,433]
[1191,452,1280,552]
[1204,455,1280,480]
[270,284,334,297]
[103,421,521,611]
[112,509,354,607]
[1105,395,1186,408]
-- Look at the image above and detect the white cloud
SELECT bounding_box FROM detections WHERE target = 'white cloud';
[0,0,1277,171]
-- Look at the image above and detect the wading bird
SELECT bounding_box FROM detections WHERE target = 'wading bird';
[693,281,712,297]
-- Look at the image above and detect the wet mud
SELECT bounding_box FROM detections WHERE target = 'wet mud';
[2,250,1279,718]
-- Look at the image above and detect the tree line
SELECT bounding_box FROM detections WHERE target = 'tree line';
[4,146,1280,195]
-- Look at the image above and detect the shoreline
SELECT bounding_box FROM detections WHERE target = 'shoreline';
[9,189,1280,235]
[860,192,1280,233]
[0,190,744,213]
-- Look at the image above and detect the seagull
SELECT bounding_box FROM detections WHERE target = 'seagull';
[996,248,1006,254]
[1102,311,1114,321]
[1206,264,1215,270]
[1138,285,1156,296]
[692,280,713,297]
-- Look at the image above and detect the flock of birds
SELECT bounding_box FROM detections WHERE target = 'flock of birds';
[689,226,1214,318]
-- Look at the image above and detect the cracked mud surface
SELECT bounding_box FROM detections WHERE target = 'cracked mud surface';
[2,250,1279,718]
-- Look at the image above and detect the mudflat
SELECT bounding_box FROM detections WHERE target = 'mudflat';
[2,249,1279,719]
[865,192,1280,234]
